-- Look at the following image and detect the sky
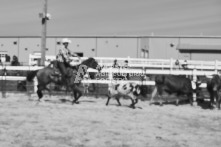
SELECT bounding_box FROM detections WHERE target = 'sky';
[0,0,221,36]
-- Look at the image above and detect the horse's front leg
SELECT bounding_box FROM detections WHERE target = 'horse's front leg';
[72,86,83,104]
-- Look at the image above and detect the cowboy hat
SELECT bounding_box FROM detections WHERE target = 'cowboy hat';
[61,38,72,44]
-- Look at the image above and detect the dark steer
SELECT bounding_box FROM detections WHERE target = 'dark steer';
[150,75,196,106]
[206,74,221,109]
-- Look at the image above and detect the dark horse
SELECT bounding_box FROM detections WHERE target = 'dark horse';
[26,57,102,104]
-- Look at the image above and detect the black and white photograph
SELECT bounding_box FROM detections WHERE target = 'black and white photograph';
[0,0,221,147]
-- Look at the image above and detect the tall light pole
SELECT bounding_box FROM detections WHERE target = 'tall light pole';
[39,0,51,66]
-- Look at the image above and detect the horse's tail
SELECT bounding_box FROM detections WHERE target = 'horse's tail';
[26,70,39,82]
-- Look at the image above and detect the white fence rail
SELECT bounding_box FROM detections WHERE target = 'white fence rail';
[0,65,218,76]
[29,54,221,71]
[1,55,220,96]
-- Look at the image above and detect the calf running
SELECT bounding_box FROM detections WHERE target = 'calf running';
[106,82,142,109]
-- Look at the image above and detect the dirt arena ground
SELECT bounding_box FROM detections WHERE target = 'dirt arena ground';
[0,94,221,147]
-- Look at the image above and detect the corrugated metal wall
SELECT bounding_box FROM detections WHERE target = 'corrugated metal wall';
[179,38,221,60]
[0,36,221,64]
[96,38,138,58]
[149,38,179,59]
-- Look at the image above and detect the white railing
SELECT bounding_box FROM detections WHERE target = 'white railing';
[28,54,221,71]
[1,55,220,95]
[0,65,215,89]
[0,65,218,76]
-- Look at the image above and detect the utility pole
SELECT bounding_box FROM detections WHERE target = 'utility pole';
[40,0,48,66]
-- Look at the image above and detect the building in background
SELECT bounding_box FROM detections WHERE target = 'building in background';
[0,35,221,65]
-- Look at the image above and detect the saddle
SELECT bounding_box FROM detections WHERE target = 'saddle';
[47,62,62,77]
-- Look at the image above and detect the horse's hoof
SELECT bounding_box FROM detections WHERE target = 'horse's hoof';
[129,105,135,109]
[72,101,79,104]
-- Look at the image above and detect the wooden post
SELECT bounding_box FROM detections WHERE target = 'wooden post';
[40,0,48,66]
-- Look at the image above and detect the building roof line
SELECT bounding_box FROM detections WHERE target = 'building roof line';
[0,35,221,39]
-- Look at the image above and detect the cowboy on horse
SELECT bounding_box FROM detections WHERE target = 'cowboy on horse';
[26,37,102,102]
[56,38,79,84]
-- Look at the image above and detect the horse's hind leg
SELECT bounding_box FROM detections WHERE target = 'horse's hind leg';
[37,89,43,100]
[37,85,43,101]
[72,91,79,104]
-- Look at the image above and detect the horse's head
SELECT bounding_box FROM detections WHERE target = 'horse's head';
[82,57,102,72]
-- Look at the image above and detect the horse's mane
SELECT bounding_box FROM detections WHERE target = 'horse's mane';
[70,58,98,80]
[81,57,95,65]
[71,57,95,70]
[70,65,78,70]
[69,58,94,68]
